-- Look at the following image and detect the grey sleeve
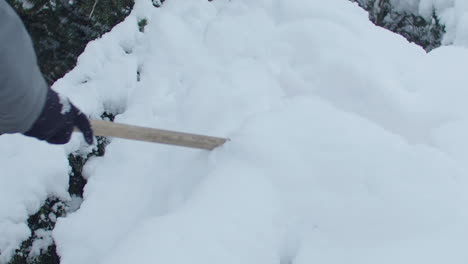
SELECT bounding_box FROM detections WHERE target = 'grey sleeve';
[0,0,47,134]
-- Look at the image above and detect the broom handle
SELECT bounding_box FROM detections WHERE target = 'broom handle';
[84,119,227,150]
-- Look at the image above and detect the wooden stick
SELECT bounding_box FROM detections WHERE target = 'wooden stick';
[81,119,228,150]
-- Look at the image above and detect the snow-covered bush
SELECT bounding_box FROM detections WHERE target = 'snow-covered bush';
[3,0,468,263]
[351,0,445,51]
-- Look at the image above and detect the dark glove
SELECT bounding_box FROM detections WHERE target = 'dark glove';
[24,88,94,145]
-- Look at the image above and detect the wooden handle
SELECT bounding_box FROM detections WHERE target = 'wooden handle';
[80,119,228,150]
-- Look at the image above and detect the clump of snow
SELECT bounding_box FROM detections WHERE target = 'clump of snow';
[17,0,34,9]
[28,229,54,260]
[3,0,468,263]
[58,95,72,115]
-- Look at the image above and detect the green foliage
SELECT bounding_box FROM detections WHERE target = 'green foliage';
[138,18,148,32]
[351,0,445,51]
[7,0,134,85]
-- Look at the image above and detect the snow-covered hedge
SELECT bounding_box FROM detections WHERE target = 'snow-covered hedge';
[2,0,468,263]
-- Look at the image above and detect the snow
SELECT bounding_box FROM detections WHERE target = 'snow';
[29,229,54,259]
[58,95,72,115]
[0,136,69,262]
[2,0,468,263]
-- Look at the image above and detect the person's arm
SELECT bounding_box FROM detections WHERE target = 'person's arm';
[0,0,47,133]
[0,0,93,144]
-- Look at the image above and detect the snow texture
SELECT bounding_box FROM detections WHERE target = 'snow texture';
[2,0,468,263]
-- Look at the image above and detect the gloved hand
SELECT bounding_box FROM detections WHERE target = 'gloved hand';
[24,88,94,145]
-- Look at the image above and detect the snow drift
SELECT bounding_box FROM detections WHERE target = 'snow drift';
[2,0,468,263]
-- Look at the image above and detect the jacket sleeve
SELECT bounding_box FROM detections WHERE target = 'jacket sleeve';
[0,0,47,134]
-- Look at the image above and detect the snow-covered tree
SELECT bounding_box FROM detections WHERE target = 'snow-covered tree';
[351,0,445,51]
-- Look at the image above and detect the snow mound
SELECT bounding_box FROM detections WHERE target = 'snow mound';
[2,0,468,263]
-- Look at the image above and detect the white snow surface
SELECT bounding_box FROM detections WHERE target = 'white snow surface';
[2,0,468,263]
